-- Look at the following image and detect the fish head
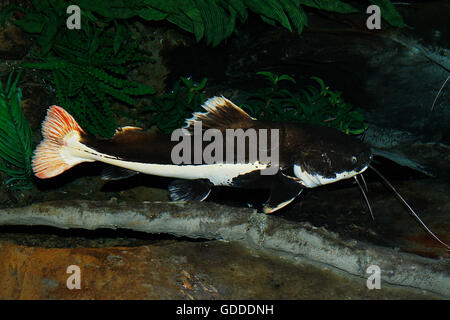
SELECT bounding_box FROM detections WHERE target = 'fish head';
[291,124,372,188]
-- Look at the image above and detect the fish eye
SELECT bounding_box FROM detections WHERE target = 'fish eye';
[351,156,357,164]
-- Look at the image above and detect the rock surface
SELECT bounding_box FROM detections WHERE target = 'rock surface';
[0,239,441,300]
[0,25,30,59]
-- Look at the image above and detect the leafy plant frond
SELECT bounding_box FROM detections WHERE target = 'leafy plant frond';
[144,73,366,136]
[368,0,404,27]
[243,72,367,135]
[142,77,208,134]
[21,0,402,48]
[11,2,156,138]
[0,71,33,189]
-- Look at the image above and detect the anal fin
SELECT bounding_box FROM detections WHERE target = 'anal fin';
[101,165,139,181]
[263,173,304,214]
[169,179,213,202]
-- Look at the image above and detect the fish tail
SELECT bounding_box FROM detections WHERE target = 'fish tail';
[32,105,95,179]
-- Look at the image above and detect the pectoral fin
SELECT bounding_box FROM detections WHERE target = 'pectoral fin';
[169,179,213,201]
[263,173,304,214]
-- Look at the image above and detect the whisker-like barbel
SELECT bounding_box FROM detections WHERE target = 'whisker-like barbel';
[360,173,368,193]
[369,164,449,251]
[355,175,374,220]
[431,75,450,111]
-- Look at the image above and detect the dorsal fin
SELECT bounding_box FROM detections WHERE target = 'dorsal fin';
[111,126,146,143]
[184,96,256,132]
[113,126,144,135]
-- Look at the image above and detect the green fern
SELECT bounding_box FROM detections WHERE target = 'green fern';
[141,77,208,134]
[0,71,33,189]
[368,0,404,27]
[143,73,366,136]
[13,2,155,137]
[1,0,404,50]
[70,0,403,46]
[241,72,367,135]
[0,0,400,138]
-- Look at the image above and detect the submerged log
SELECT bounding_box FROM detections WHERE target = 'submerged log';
[0,200,448,297]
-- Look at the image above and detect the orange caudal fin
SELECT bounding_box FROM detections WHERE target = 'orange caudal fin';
[32,106,94,179]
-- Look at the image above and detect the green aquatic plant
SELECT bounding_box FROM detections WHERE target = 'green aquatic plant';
[368,0,404,28]
[241,72,367,135]
[145,73,366,135]
[2,0,403,49]
[0,0,382,138]
[0,71,33,189]
[2,0,155,138]
[75,0,404,47]
[21,25,155,138]
[142,77,208,134]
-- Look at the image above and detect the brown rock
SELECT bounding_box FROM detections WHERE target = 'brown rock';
[0,242,187,299]
[0,25,30,59]
[0,240,441,300]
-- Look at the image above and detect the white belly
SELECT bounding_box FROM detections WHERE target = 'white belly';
[67,141,270,185]
[98,157,269,186]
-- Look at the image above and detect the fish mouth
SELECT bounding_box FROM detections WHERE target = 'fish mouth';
[294,164,369,188]
[357,164,369,175]
[320,165,368,185]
